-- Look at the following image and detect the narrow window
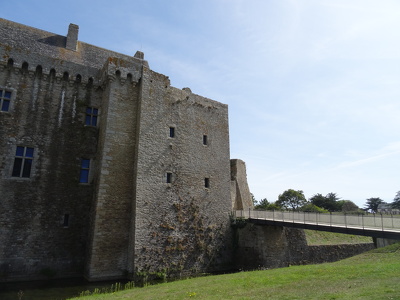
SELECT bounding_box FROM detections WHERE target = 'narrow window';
[12,146,34,178]
[79,159,90,183]
[203,135,208,145]
[85,107,98,126]
[204,178,210,188]
[63,214,70,227]
[169,127,175,138]
[166,172,172,184]
[0,89,12,112]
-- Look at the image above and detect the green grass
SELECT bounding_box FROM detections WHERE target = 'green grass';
[304,230,373,245]
[69,243,400,300]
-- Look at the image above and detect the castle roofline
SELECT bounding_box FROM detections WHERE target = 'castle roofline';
[0,18,149,70]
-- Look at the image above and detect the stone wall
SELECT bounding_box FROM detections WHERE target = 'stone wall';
[234,224,375,271]
[306,243,375,264]
[231,159,253,210]
[84,59,142,281]
[234,224,308,270]
[0,55,99,281]
[131,67,232,278]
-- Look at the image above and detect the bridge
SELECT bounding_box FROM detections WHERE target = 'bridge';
[233,210,400,240]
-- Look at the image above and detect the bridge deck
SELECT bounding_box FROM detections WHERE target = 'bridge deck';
[234,210,400,240]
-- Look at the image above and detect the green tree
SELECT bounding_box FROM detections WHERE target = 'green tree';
[277,189,307,211]
[340,200,359,213]
[255,198,281,210]
[300,203,329,213]
[251,193,257,206]
[364,197,384,213]
[392,191,400,209]
[309,192,341,211]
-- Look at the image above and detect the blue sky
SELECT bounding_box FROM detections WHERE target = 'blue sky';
[3,0,400,207]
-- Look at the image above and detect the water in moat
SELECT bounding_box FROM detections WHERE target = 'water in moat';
[0,278,129,300]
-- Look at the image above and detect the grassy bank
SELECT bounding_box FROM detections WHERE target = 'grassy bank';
[304,230,373,245]
[69,243,400,300]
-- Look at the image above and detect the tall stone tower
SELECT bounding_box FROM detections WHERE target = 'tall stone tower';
[0,18,232,282]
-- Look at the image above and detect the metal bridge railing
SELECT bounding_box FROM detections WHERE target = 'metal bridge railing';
[233,210,400,232]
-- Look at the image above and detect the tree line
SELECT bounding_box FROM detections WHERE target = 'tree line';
[253,189,400,214]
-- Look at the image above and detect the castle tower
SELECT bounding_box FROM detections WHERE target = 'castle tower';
[0,18,233,282]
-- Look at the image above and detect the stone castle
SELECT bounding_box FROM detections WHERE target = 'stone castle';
[0,18,256,282]
[0,19,377,283]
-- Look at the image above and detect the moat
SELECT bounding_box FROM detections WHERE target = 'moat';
[0,278,128,300]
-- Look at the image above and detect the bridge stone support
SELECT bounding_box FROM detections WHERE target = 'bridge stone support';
[234,223,308,270]
[233,223,375,271]
[374,238,399,248]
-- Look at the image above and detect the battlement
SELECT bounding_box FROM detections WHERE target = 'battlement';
[0,18,148,72]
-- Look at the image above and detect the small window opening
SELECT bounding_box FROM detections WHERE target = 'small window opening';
[22,62,29,73]
[63,72,69,81]
[36,65,43,76]
[169,127,175,138]
[0,89,12,112]
[7,58,14,67]
[63,214,70,227]
[204,178,210,188]
[203,135,208,145]
[85,107,98,126]
[166,172,172,184]
[79,159,90,183]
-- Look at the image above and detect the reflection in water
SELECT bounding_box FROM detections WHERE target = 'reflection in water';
[0,278,129,300]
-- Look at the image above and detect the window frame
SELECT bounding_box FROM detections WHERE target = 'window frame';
[85,107,99,127]
[169,127,175,138]
[79,158,91,184]
[11,146,35,178]
[0,88,14,112]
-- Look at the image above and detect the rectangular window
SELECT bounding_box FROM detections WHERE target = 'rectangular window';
[0,89,11,112]
[12,146,34,178]
[166,172,172,183]
[79,159,90,183]
[169,127,175,138]
[63,214,70,227]
[204,178,210,188]
[85,107,98,126]
[203,135,208,145]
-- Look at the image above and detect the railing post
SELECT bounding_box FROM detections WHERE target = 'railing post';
[273,209,275,221]
[362,213,364,230]
[249,207,251,219]
[381,213,384,232]
[392,213,394,229]
[344,213,347,229]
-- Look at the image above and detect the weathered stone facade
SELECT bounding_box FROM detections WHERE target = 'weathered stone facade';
[231,159,253,211]
[0,19,232,282]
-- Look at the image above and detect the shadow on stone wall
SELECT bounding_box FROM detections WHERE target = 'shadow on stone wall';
[233,223,375,271]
